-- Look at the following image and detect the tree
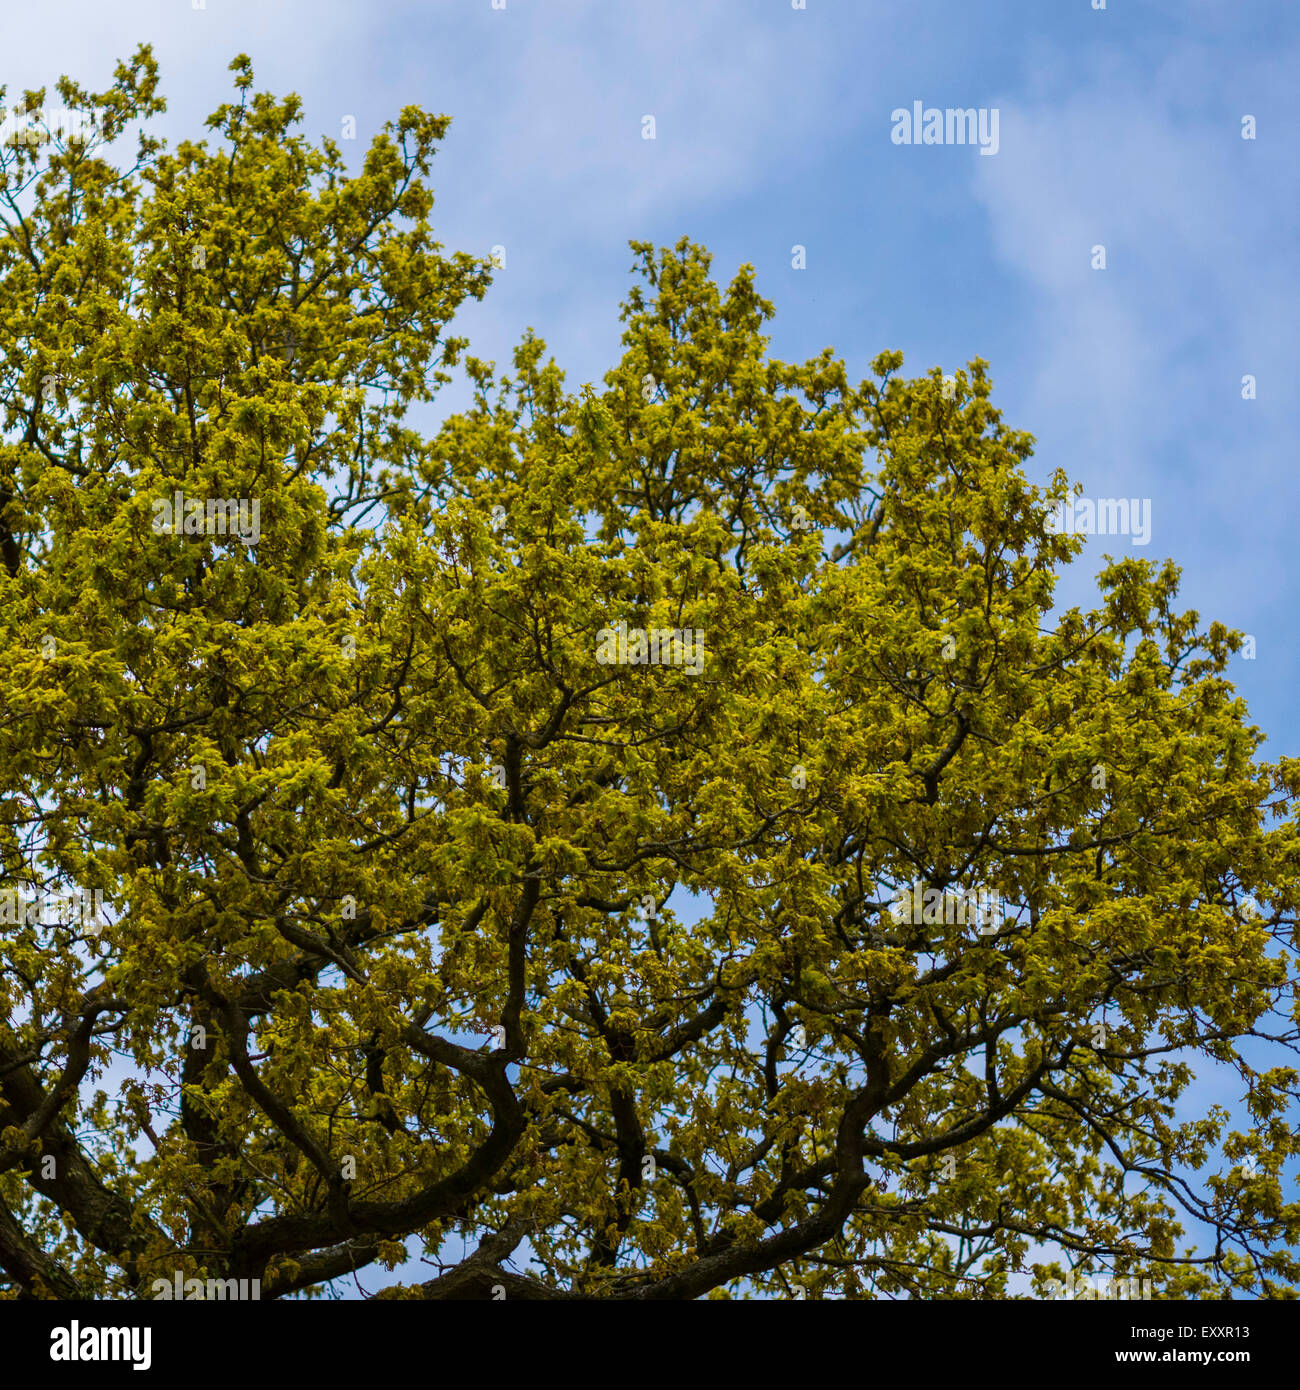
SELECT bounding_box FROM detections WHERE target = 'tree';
[1,51,1297,1302]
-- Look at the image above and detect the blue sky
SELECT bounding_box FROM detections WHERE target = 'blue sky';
[8,0,1299,1296]
[10,0,1296,738]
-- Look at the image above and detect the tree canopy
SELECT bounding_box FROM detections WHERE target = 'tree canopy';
[1,49,1298,1301]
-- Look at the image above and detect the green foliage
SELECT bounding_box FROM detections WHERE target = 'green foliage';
[0,51,1297,1301]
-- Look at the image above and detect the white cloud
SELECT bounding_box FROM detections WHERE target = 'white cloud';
[969,38,1300,621]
